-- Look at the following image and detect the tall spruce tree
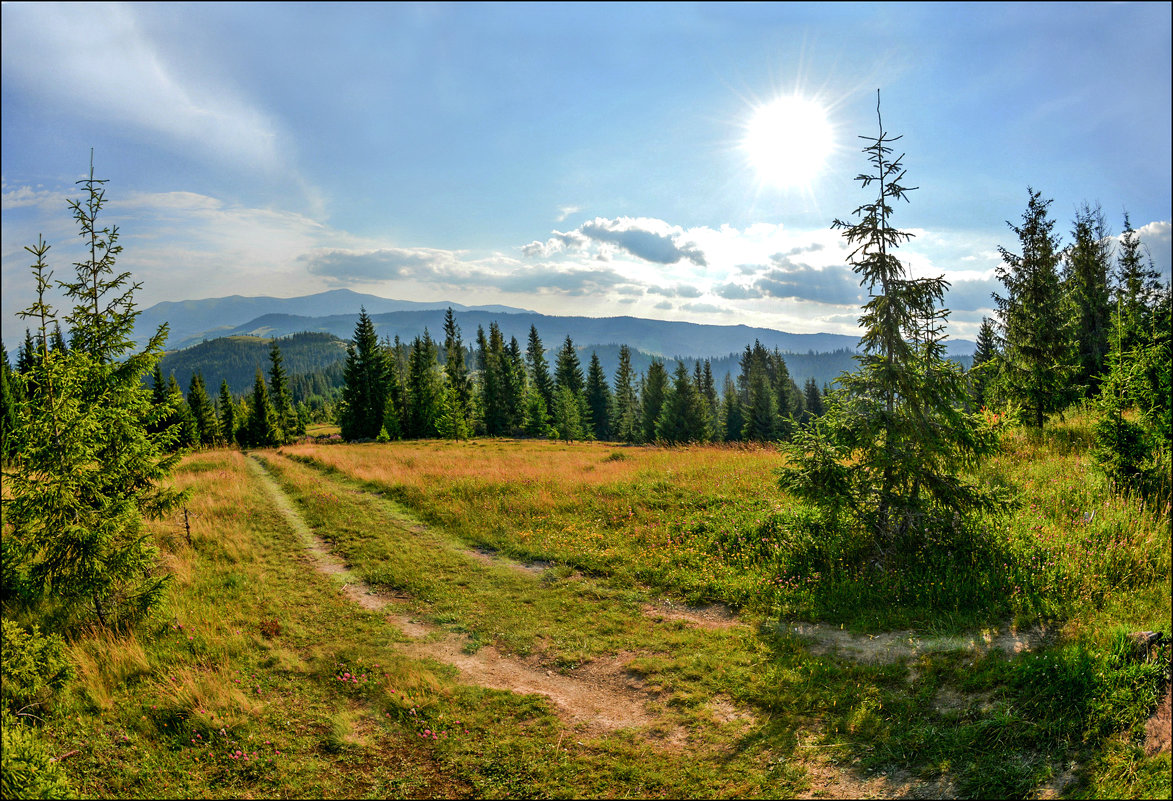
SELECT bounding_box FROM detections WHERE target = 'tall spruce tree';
[526,325,554,412]
[721,375,745,442]
[338,309,388,440]
[657,362,710,444]
[802,376,825,423]
[442,308,472,430]
[612,345,642,443]
[554,336,590,434]
[268,341,298,441]
[404,332,446,438]
[779,92,993,560]
[585,352,613,441]
[217,379,236,445]
[240,369,280,447]
[1114,212,1163,355]
[641,360,669,442]
[4,159,184,629]
[1063,203,1113,397]
[994,188,1076,427]
[0,343,17,463]
[969,317,999,409]
[187,372,218,447]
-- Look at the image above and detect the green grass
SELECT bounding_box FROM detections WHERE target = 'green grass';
[6,412,1170,798]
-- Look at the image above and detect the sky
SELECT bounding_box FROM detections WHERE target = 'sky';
[2,2,1170,347]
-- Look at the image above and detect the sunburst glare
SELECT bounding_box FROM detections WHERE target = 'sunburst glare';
[742,94,835,190]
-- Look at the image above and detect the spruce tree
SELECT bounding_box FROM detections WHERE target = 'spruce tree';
[217,379,237,445]
[525,325,554,412]
[742,364,778,441]
[240,369,281,448]
[338,309,388,440]
[522,384,555,438]
[552,385,585,442]
[442,308,472,430]
[641,360,669,442]
[656,362,710,444]
[721,375,745,442]
[969,317,999,409]
[480,323,511,436]
[187,372,218,447]
[0,343,17,463]
[1114,212,1163,355]
[554,336,590,435]
[1063,203,1113,397]
[994,188,1076,427]
[404,332,445,438]
[168,374,199,450]
[4,158,184,629]
[779,92,993,560]
[802,376,825,423]
[611,344,641,443]
[585,352,613,441]
[268,341,298,441]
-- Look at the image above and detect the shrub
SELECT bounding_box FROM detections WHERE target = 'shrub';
[0,711,73,799]
[1,619,72,717]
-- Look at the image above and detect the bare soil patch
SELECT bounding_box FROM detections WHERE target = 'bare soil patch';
[643,600,743,630]
[466,546,550,577]
[1146,686,1171,756]
[783,622,1053,664]
[794,732,956,799]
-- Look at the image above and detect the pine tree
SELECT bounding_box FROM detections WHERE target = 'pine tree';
[802,376,825,423]
[611,344,642,443]
[187,372,218,447]
[721,375,744,442]
[585,352,613,441]
[521,384,555,438]
[480,323,512,436]
[0,343,18,463]
[1063,203,1113,397]
[404,332,445,438]
[217,379,236,445]
[525,325,554,412]
[338,309,388,440]
[779,92,993,560]
[994,188,1076,427]
[168,374,199,450]
[657,362,710,444]
[742,364,778,441]
[552,385,585,442]
[969,317,999,409]
[442,308,472,431]
[641,360,669,443]
[4,158,184,629]
[240,369,281,448]
[268,341,298,441]
[1114,212,1163,355]
[554,336,590,436]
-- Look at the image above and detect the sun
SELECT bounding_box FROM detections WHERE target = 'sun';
[743,95,834,189]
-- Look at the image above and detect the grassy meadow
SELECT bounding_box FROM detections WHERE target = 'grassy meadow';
[14,411,1171,798]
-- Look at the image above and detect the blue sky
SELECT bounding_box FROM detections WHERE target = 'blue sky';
[3,2,1170,346]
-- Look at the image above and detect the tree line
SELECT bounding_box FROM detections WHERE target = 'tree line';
[332,306,834,446]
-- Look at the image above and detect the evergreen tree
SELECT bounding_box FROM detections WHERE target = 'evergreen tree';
[4,159,184,629]
[779,93,994,561]
[721,375,745,442]
[338,309,388,440]
[742,364,778,441]
[0,343,17,463]
[480,323,512,436]
[585,352,613,441]
[268,341,298,441]
[552,385,586,442]
[994,188,1076,427]
[802,376,825,423]
[187,372,218,447]
[657,362,710,444]
[526,325,554,412]
[17,329,38,375]
[504,335,527,433]
[435,383,471,440]
[641,360,669,442]
[240,369,280,448]
[611,344,642,443]
[168,374,199,450]
[217,379,237,445]
[1114,212,1164,355]
[404,332,445,438]
[442,308,472,431]
[521,384,555,438]
[1063,202,1113,397]
[968,317,999,409]
[554,336,590,435]
[49,323,68,354]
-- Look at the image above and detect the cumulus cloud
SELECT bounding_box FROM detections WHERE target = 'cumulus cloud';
[523,216,707,267]
[301,247,451,283]
[1136,220,1172,280]
[680,302,726,314]
[752,254,863,305]
[653,300,673,310]
[714,282,762,300]
[1,184,63,211]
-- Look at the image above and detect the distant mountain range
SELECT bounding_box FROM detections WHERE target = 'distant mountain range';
[140,289,975,359]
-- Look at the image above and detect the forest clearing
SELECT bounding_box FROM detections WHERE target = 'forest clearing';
[7,422,1167,799]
